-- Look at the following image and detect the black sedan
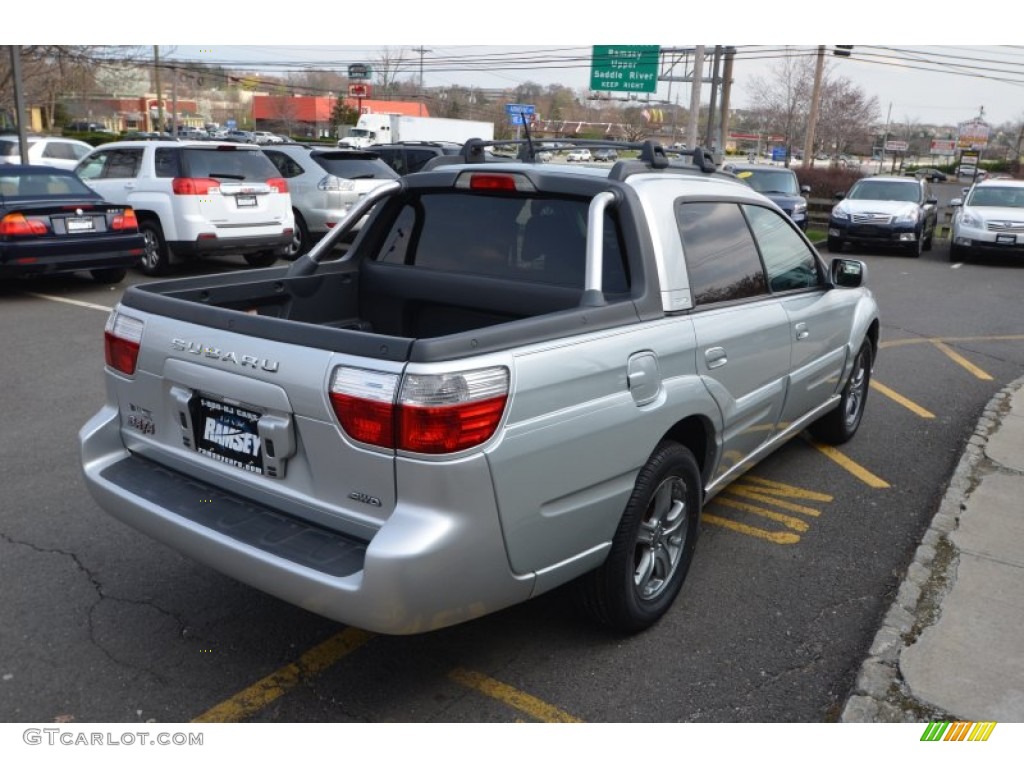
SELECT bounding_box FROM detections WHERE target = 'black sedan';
[911,167,948,182]
[0,165,144,283]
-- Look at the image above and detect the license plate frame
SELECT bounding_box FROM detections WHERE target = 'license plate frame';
[996,233,1016,244]
[193,395,264,475]
[236,195,257,208]
[66,217,94,233]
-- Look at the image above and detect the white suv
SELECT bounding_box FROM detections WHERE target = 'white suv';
[75,140,294,275]
[0,135,94,171]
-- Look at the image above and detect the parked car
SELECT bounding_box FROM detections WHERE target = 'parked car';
[366,141,464,175]
[74,139,294,275]
[0,165,144,283]
[565,148,592,162]
[261,144,399,258]
[593,148,619,162]
[724,163,811,230]
[0,135,94,171]
[950,178,1024,263]
[252,131,285,145]
[828,175,938,256]
[80,140,879,634]
[908,167,947,182]
[224,130,257,144]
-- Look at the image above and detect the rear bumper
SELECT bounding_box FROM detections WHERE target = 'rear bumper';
[169,232,293,258]
[79,406,534,634]
[0,235,144,276]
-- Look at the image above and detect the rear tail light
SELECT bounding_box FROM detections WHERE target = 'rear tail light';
[104,311,144,375]
[0,212,48,236]
[111,208,138,231]
[267,177,288,193]
[329,366,509,453]
[318,175,356,192]
[172,178,221,195]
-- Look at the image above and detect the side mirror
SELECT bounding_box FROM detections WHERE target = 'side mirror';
[926,197,938,206]
[833,192,846,201]
[801,184,811,194]
[950,198,963,207]
[831,258,866,288]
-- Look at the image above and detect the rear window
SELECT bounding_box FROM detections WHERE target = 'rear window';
[180,147,279,181]
[312,152,400,180]
[0,170,97,198]
[375,192,629,292]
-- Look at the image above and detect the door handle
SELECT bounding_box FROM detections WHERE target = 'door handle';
[795,322,810,341]
[705,347,727,369]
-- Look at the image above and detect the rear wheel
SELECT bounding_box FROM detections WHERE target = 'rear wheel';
[138,220,171,276]
[89,267,127,284]
[576,441,702,633]
[810,340,872,444]
[285,212,310,260]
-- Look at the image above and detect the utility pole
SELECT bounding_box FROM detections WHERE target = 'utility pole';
[718,47,735,158]
[154,46,164,133]
[413,46,431,117]
[9,46,29,163]
[171,65,178,137]
[686,46,704,150]
[802,45,825,169]
[704,46,722,153]
[878,102,892,175]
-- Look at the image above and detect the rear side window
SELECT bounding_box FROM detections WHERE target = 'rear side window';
[104,149,143,179]
[42,142,80,161]
[375,192,629,292]
[155,148,182,178]
[676,201,767,305]
[263,150,304,178]
[181,147,278,181]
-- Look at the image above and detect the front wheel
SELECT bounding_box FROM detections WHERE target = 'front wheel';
[576,441,702,633]
[809,340,872,444]
[89,267,127,284]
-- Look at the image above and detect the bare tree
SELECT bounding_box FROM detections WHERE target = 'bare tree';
[816,76,879,158]
[373,47,408,99]
[746,50,817,163]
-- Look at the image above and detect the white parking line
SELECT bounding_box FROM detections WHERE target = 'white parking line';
[24,292,113,313]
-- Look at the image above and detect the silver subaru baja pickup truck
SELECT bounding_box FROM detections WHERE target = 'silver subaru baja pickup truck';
[80,141,879,635]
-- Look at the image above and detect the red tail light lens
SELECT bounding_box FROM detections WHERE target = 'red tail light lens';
[329,366,509,453]
[0,213,48,236]
[104,311,144,375]
[468,174,518,192]
[267,177,288,193]
[111,208,139,231]
[172,178,221,195]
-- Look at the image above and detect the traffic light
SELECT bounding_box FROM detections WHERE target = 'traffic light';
[834,46,854,57]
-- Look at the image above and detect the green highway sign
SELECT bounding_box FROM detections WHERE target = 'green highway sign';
[589,45,660,93]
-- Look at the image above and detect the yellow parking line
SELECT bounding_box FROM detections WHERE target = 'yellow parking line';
[870,380,936,419]
[703,514,801,544]
[449,668,582,723]
[740,476,833,502]
[726,487,823,517]
[808,440,890,488]
[879,334,1024,349]
[932,341,994,380]
[192,628,374,723]
[714,496,809,532]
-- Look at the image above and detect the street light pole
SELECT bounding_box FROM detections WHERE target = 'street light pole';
[803,45,824,169]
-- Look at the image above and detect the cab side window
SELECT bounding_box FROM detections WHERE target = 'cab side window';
[676,201,767,305]
[743,204,823,292]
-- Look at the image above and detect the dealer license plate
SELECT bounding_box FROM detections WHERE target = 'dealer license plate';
[193,395,263,474]
[66,217,94,233]
[236,195,257,207]
[996,234,1016,244]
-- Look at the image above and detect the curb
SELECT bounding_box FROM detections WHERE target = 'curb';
[840,374,1024,722]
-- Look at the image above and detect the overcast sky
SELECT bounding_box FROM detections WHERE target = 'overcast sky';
[37,3,1024,128]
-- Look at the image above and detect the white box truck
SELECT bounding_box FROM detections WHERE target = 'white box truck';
[338,114,494,149]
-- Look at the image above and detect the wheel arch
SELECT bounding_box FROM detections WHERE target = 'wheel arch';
[661,414,715,491]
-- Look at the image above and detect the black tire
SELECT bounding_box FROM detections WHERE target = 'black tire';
[827,236,843,252]
[809,340,872,445]
[576,441,702,633]
[284,212,310,260]
[906,231,923,257]
[244,252,279,268]
[89,267,127,284]
[923,228,933,252]
[138,220,171,276]
[949,242,963,262]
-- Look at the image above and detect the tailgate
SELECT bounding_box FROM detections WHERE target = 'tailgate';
[106,308,402,537]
